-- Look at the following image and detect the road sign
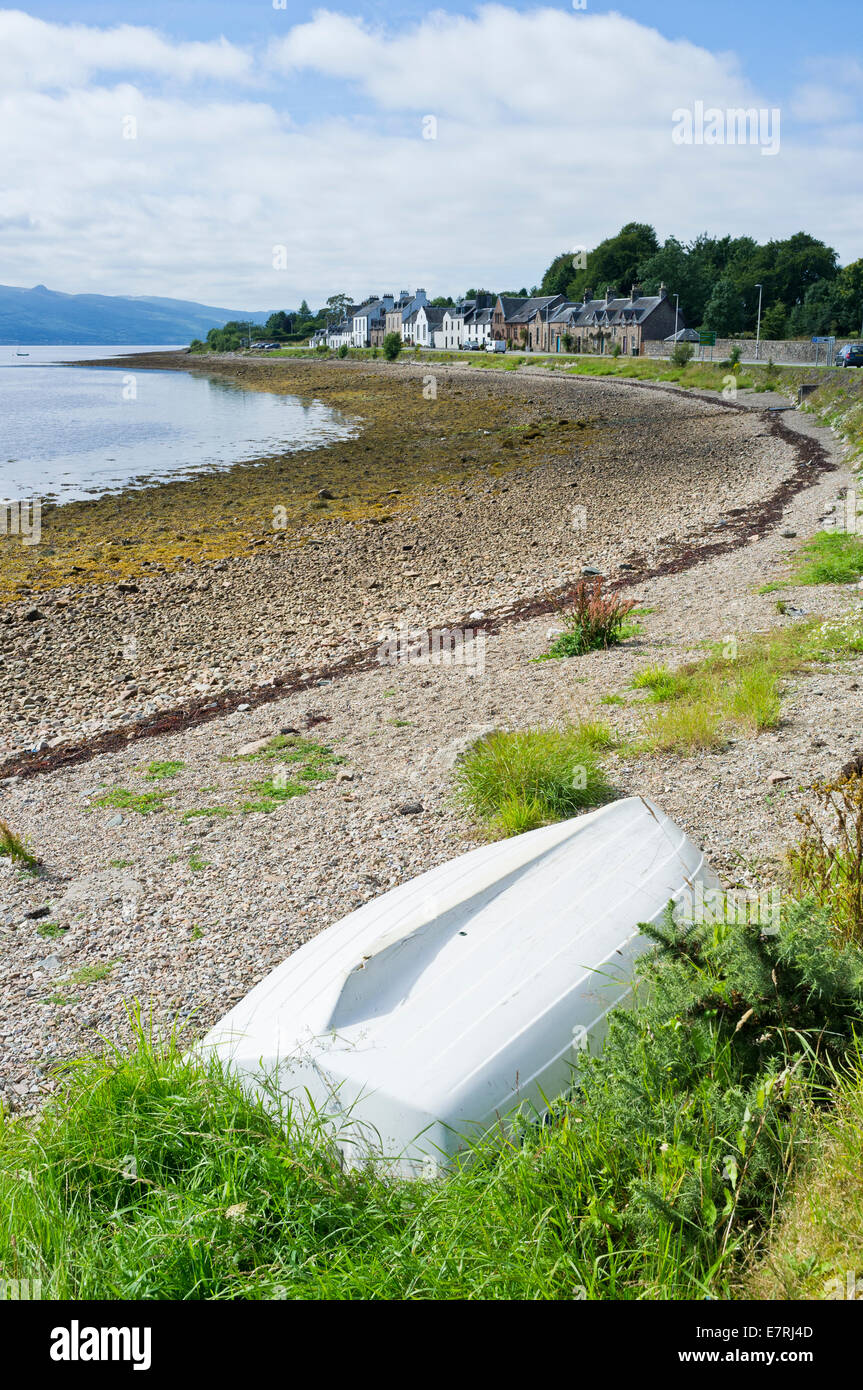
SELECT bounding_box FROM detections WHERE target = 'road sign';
[698,330,716,346]
[812,336,830,343]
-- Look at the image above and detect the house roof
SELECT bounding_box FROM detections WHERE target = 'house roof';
[497,294,565,323]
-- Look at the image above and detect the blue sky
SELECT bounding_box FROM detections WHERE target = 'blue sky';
[1,3,861,307]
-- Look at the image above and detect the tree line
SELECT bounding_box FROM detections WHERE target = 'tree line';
[540,223,862,339]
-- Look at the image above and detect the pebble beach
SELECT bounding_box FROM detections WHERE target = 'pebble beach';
[1,353,859,1113]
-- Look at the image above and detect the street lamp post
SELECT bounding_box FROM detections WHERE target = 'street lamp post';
[674,293,679,358]
[755,284,763,361]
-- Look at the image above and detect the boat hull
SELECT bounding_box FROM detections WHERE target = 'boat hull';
[201,796,719,1177]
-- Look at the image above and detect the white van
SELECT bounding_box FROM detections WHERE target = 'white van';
[486,339,506,353]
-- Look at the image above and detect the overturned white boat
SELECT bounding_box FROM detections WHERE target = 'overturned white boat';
[202,796,718,1177]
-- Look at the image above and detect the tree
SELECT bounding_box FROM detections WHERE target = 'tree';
[382,332,402,361]
[540,252,576,298]
[429,295,454,307]
[703,278,744,336]
[788,279,846,338]
[759,301,788,340]
[836,259,863,336]
[325,293,353,322]
[265,311,291,339]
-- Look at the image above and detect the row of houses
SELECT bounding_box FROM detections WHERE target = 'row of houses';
[311,283,683,355]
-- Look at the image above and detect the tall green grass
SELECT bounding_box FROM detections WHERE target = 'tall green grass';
[2,904,860,1301]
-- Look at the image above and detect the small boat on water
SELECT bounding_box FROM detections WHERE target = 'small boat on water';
[15,352,29,356]
[202,796,719,1177]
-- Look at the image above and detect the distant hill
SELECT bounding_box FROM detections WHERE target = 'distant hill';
[0,284,274,345]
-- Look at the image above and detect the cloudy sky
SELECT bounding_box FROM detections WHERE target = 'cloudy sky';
[2,1,861,310]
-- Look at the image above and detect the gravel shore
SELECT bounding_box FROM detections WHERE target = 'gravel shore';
[1,359,859,1113]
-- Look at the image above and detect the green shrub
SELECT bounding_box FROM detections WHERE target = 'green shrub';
[338,344,348,358]
[671,341,694,366]
[382,332,402,361]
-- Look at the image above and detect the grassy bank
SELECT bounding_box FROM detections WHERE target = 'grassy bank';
[3,888,862,1300]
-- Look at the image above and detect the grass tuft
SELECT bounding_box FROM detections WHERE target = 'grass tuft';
[792,530,863,586]
[143,760,186,781]
[454,724,615,835]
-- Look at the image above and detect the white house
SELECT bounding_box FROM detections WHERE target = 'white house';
[414,305,446,348]
[464,304,493,348]
[441,294,495,350]
[326,318,353,349]
[352,295,394,348]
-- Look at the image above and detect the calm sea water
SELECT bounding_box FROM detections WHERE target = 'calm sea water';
[0,345,356,503]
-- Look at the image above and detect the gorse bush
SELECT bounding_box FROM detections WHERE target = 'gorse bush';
[543,577,638,659]
[454,723,615,835]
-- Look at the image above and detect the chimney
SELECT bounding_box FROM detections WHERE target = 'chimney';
[658,282,668,301]
[605,286,617,305]
[583,287,593,303]
[630,283,642,301]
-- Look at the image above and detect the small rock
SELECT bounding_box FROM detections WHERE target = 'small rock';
[397,801,424,815]
[767,770,791,785]
[781,529,797,539]
[105,813,124,828]
[581,567,601,577]
[24,608,44,622]
[336,770,354,782]
[317,488,335,500]
[236,703,251,713]
[23,906,50,920]
[37,954,61,974]
[117,582,139,594]
[236,737,272,757]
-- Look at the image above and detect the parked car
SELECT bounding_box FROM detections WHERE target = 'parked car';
[486,339,506,353]
[836,343,863,367]
[462,339,478,352]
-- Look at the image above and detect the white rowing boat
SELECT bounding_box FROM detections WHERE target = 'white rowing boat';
[202,796,719,1177]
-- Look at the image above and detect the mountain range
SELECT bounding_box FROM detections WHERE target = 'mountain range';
[0,283,273,345]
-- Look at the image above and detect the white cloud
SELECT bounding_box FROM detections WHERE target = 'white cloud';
[269,6,749,123]
[0,5,859,307]
[0,9,254,89]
